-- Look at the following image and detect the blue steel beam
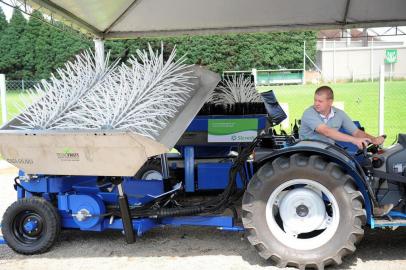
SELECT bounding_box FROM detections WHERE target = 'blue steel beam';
[161,216,234,227]
[184,146,195,192]
[61,215,243,235]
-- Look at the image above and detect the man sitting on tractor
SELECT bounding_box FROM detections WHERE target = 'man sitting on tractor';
[299,85,385,149]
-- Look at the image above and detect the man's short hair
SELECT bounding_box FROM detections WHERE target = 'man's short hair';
[315,86,334,100]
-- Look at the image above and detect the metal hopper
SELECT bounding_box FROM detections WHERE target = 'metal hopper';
[0,65,220,176]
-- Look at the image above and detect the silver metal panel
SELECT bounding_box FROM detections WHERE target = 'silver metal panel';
[0,130,168,176]
[29,0,133,32]
[18,0,406,38]
[50,0,133,31]
[348,0,406,22]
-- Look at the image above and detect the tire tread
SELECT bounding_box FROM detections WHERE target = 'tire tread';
[242,154,366,269]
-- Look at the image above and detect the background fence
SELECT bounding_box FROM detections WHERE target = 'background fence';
[5,80,39,92]
[1,78,406,146]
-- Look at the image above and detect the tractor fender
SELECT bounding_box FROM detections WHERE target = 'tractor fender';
[254,140,373,220]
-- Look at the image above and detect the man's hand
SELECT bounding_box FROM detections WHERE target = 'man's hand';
[371,136,385,145]
[352,137,371,149]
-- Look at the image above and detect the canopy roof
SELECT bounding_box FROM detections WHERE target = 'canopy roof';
[15,0,406,39]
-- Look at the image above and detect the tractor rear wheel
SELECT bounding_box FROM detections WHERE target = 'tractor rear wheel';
[242,154,366,269]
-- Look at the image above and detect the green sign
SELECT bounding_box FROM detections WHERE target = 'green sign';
[385,49,397,64]
[208,118,258,142]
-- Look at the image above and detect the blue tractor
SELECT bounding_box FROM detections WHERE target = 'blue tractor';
[1,88,405,270]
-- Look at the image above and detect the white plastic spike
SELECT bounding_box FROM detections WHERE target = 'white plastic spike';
[211,74,261,104]
[14,50,117,130]
[65,44,195,139]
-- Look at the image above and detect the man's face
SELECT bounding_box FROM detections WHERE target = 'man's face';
[313,93,333,114]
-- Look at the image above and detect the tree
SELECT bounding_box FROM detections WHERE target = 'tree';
[0,7,318,80]
[23,16,91,79]
[45,23,91,79]
[0,7,8,74]
[22,10,46,78]
[0,9,28,78]
[119,31,317,73]
[0,7,7,32]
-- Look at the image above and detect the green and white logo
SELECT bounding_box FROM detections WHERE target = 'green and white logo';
[208,119,258,142]
[385,49,397,64]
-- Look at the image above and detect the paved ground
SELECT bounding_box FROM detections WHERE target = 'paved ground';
[0,162,406,270]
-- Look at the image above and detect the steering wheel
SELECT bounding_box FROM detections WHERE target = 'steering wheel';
[355,135,386,157]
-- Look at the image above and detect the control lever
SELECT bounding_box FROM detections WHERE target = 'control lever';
[355,134,387,157]
[355,142,369,158]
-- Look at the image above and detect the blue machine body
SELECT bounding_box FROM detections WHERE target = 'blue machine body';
[178,115,265,192]
[197,162,245,190]
[14,173,244,234]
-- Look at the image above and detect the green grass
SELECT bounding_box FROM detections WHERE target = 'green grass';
[2,81,406,146]
[258,80,406,146]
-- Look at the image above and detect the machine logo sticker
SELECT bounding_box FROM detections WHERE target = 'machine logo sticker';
[208,119,258,142]
[57,148,80,161]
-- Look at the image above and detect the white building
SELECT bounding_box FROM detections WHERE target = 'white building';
[316,29,406,82]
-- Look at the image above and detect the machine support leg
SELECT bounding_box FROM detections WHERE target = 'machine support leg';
[117,183,136,244]
[160,154,170,179]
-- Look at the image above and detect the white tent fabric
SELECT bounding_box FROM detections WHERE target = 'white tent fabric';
[18,0,406,38]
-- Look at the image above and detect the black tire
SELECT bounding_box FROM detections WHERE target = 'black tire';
[1,197,61,255]
[135,159,163,180]
[242,154,366,270]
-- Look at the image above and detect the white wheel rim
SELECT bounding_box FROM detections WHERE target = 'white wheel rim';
[141,170,163,180]
[266,179,340,250]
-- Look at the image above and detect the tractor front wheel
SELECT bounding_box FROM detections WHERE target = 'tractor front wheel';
[1,197,61,255]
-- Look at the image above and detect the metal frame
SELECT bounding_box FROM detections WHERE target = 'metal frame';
[103,22,406,39]
[1,0,406,39]
[0,0,93,39]
[11,174,243,233]
[0,214,241,245]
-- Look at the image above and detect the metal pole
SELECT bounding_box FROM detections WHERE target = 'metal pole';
[303,40,306,85]
[379,65,385,135]
[390,63,393,81]
[346,29,351,47]
[160,154,170,179]
[94,39,105,71]
[370,38,374,82]
[0,74,7,125]
[251,68,257,87]
[117,182,136,244]
[333,40,336,83]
